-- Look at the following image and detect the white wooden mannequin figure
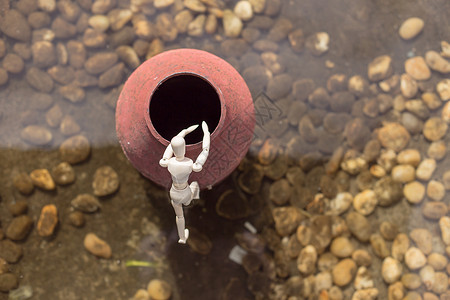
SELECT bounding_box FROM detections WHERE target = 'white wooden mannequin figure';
[159,122,210,244]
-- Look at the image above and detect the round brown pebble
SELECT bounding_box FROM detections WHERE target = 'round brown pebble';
[8,200,28,216]
[20,125,53,146]
[377,123,410,152]
[92,166,119,196]
[6,215,33,241]
[332,258,357,287]
[13,172,34,195]
[427,141,446,160]
[52,162,76,185]
[147,279,172,300]
[404,181,425,204]
[71,194,101,213]
[427,180,445,201]
[83,233,111,258]
[30,169,55,190]
[380,221,398,241]
[60,135,91,164]
[422,201,448,219]
[37,204,58,237]
[69,211,85,227]
[0,273,18,292]
[423,117,448,141]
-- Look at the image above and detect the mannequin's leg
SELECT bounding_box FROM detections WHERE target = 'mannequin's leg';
[171,200,189,243]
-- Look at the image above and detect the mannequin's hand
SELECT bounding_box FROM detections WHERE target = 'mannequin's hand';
[159,158,169,167]
[193,163,202,172]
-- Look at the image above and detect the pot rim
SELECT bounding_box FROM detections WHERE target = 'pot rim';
[144,71,227,149]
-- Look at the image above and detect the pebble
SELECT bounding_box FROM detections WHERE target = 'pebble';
[216,189,249,220]
[71,194,101,213]
[427,253,447,270]
[422,201,447,220]
[405,99,430,119]
[59,135,91,164]
[423,117,447,141]
[234,1,253,21]
[297,245,317,275]
[60,85,86,103]
[420,265,435,290]
[421,94,442,112]
[92,0,115,14]
[330,237,354,258]
[405,247,427,270]
[397,149,421,166]
[186,15,205,37]
[427,180,445,201]
[69,211,85,227]
[405,56,431,80]
[370,233,390,258]
[432,272,448,294]
[99,63,124,88]
[399,17,424,40]
[368,55,392,82]
[402,273,422,289]
[45,104,63,128]
[223,10,243,38]
[352,189,377,215]
[8,200,28,216]
[377,123,410,152]
[439,217,450,245]
[205,14,218,35]
[305,32,329,56]
[37,204,58,237]
[249,0,265,13]
[30,169,55,190]
[423,292,439,300]
[92,166,119,196]
[425,50,450,74]
[0,273,18,292]
[6,215,33,241]
[401,112,423,134]
[401,73,418,98]
[60,115,81,136]
[52,17,77,39]
[403,181,425,204]
[147,279,172,300]
[25,67,53,93]
[84,52,118,74]
[437,79,450,101]
[0,68,7,86]
[369,165,385,178]
[353,266,374,290]
[154,0,173,8]
[381,257,403,284]
[261,52,285,75]
[391,164,415,183]
[346,212,371,242]
[442,102,450,124]
[2,53,24,74]
[315,271,332,293]
[0,10,31,42]
[83,233,111,258]
[48,66,75,85]
[269,179,291,205]
[331,258,356,287]
[373,176,403,206]
[392,233,410,262]
[13,173,34,195]
[266,74,292,100]
[132,289,149,300]
[328,192,352,215]
[186,228,212,255]
[0,240,23,263]
[380,221,398,241]
[88,15,110,32]
[67,41,86,69]
[410,228,432,255]
[288,28,305,52]
[352,288,379,300]
[272,206,303,237]
[416,158,436,181]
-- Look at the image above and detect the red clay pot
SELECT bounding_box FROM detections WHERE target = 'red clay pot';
[116,49,255,189]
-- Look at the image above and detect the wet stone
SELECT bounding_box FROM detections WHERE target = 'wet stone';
[416,158,436,181]
[60,115,81,136]
[0,10,31,42]
[216,189,249,219]
[60,135,91,164]
[353,189,377,215]
[297,245,317,275]
[373,176,403,206]
[32,41,56,68]
[60,85,86,103]
[422,202,447,220]
[370,233,390,258]
[48,65,75,85]
[186,228,212,255]
[382,257,402,284]
[2,53,24,74]
[37,204,58,237]
[84,52,118,75]
[405,247,426,270]
[52,162,75,185]
[437,79,450,101]
[0,68,7,86]
[438,217,450,245]
[425,50,450,74]
[399,17,424,40]
[67,40,86,69]
[288,28,305,52]
[220,39,249,58]
[30,169,55,190]
[269,179,291,205]
[401,112,423,134]
[0,273,18,292]
[427,180,445,201]
[293,79,316,101]
[368,55,392,82]
[422,92,442,110]
[25,67,53,93]
[91,0,115,15]
[223,10,243,38]
[328,192,352,215]
[8,200,28,217]
[346,212,372,242]
[99,63,124,88]
[52,17,77,39]
[405,56,431,80]
[272,206,303,237]
[306,32,329,56]
[428,253,448,271]
[330,91,355,113]
[391,164,415,183]
[405,99,430,119]
[401,73,418,98]
[147,279,172,300]
[264,154,288,180]
[0,240,23,263]
[377,122,410,152]
[348,75,369,97]
[71,194,101,213]
[345,118,371,151]
[69,211,85,227]
[423,117,448,142]
[299,116,318,143]
[13,173,34,195]
[84,233,111,258]
[397,149,421,166]
[266,74,292,100]
[380,221,398,241]
[45,104,63,128]
[332,258,356,287]
[330,236,354,258]
[6,215,33,241]
[402,273,422,289]
[410,228,432,255]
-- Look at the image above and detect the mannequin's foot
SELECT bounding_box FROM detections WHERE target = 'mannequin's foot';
[178,229,189,244]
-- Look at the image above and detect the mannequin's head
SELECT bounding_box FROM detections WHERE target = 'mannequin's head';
[171,136,185,159]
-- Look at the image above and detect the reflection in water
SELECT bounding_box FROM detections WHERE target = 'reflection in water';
[0,0,449,299]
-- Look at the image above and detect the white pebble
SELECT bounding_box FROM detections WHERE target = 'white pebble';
[234,1,253,21]
[405,247,427,270]
[381,257,403,284]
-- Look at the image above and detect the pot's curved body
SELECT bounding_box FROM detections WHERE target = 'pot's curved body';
[116,49,255,189]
